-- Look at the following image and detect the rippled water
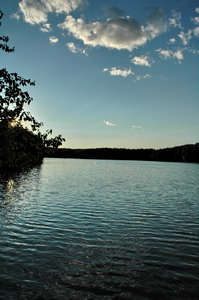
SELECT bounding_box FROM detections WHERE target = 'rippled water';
[0,158,199,299]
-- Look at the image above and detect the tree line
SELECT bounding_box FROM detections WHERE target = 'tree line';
[46,143,199,163]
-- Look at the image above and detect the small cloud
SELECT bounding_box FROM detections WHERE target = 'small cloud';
[178,30,192,45]
[134,73,151,81]
[131,55,151,67]
[156,49,171,59]
[67,42,87,55]
[168,38,176,44]
[103,121,116,127]
[196,8,199,14]
[156,48,184,62]
[173,50,183,60]
[168,11,181,28]
[40,23,52,33]
[132,125,142,129]
[103,67,133,77]
[49,36,59,44]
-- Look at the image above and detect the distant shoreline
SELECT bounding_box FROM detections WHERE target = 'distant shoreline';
[45,143,199,163]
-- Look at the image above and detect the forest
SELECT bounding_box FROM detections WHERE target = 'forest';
[46,143,199,163]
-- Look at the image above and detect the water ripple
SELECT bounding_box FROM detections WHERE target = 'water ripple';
[0,159,199,299]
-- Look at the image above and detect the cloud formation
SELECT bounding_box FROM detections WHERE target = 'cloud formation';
[16,0,86,24]
[58,16,147,51]
[58,7,167,51]
[131,55,151,67]
[103,121,116,127]
[103,67,133,77]
[12,2,199,80]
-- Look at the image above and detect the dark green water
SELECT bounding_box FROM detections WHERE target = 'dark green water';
[0,158,199,299]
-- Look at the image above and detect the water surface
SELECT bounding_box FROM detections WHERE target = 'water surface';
[0,158,199,299]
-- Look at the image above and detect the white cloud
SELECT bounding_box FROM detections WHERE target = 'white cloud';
[178,30,192,45]
[40,23,52,32]
[156,48,184,62]
[173,50,183,60]
[44,0,86,14]
[49,36,59,44]
[103,121,116,127]
[156,49,171,59]
[168,11,181,28]
[58,15,148,51]
[67,42,87,55]
[168,38,176,44]
[196,8,199,14]
[58,8,167,52]
[131,55,151,67]
[16,0,86,25]
[18,0,47,24]
[103,67,134,77]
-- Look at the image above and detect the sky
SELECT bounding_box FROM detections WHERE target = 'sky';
[1,0,199,149]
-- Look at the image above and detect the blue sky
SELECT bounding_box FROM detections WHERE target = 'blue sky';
[1,0,199,149]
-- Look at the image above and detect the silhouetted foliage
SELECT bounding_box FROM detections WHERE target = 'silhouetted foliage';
[0,12,65,170]
[0,124,44,169]
[40,129,66,149]
[0,11,15,53]
[0,68,41,126]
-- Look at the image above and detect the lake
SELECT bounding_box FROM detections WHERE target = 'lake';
[0,158,199,299]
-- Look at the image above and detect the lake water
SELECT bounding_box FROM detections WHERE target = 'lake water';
[0,158,199,300]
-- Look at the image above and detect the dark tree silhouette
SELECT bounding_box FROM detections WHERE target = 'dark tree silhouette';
[0,11,65,170]
[0,68,43,129]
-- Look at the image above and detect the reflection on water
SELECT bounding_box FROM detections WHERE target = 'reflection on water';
[0,167,42,221]
[0,159,199,299]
